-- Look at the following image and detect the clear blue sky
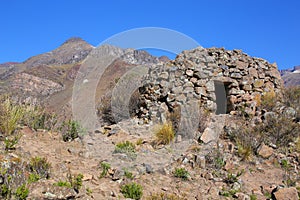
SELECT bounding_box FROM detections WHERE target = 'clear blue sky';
[0,0,299,69]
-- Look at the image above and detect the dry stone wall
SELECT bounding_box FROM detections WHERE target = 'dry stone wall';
[138,47,284,122]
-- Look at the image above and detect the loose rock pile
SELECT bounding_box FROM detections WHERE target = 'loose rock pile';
[138,47,284,123]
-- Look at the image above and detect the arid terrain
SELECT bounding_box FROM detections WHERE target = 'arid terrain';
[0,38,299,200]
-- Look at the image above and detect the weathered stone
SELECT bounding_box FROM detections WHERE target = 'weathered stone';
[195,155,206,168]
[186,69,194,76]
[206,81,214,92]
[144,164,154,174]
[195,87,206,96]
[248,67,258,78]
[194,71,208,79]
[258,143,273,158]
[230,72,242,79]
[190,77,198,84]
[159,72,169,79]
[236,60,248,69]
[196,79,206,86]
[176,94,186,102]
[243,84,252,91]
[171,86,183,94]
[235,192,250,200]
[200,127,217,144]
[273,187,299,200]
[176,135,182,143]
[253,79,264,88]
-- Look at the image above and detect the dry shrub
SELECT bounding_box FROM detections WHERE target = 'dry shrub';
[97,92,115,124]
[227,114,300,158]
[129,89,143,117]
[261,90,277,111]
[98,90,143,125]
[283,86,300,120]
[198,107,209,133]
[0,96,24,136]
[168,106,181,133]
[155,122,175,145]
[263,114,299,148]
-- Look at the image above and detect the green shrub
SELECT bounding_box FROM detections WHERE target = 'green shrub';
[68,173,83,192]
[114,141,136,159]
[60,120,84,142]
[155,122,175,145]
[224,171,243,185]
[28,157,51,179]
[124,169,134,179]
[4,134,21,151]
[249,194,257,200]
[121,182,143,200]
[205,147,225,169]
[15,184,29,200]
[54,173,84,193]
[54,180,71,188]
[86,187,93,196]
[100,162,111,178]
[219,188,239,197]
[173,168,189,180]
[0,184,11,199]
[27,173,40,183]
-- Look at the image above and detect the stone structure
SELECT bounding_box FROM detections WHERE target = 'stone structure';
[138,47,283,123]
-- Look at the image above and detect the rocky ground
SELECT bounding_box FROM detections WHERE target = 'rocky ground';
[1,113,299,200]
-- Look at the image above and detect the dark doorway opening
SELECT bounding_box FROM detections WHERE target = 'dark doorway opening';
[214,81,231,114]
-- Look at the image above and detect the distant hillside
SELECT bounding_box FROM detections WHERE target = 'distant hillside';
[281,65,300,87]
[0,37,167,120]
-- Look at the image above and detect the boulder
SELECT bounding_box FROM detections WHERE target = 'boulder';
[257,143,273,158]
[273,187,299,200]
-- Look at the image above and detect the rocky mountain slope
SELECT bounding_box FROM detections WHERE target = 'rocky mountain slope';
[280,66,300,86]
[0,38,167,118]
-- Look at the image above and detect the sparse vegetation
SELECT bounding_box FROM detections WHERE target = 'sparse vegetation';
[155,122,175,145]
[28,156,51,180]
[15,184,29,200]
[219,188,239,198]
[0,96,24,136]
[114,141,136,159]
[173,167,190,180]
[146,192,185,200]
[205,147,225,169]
[54,173,84,193]
[99,162,111,178]
[22,105,57,131]
[68,173,83,192]
[60,119,84,142]
[4,134,21,151]
[226,112,300,158]
[249,194,257,200]
[121,182,143,200]
[261,90,277,111]
[27,173,40,183]
[136,138,143,146]
[54,180,72,188]
[86,187,93,196]
[124,169,134,179]
[168,106,181,133]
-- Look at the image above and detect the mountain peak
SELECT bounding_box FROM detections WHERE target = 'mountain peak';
[63,37,86,44]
